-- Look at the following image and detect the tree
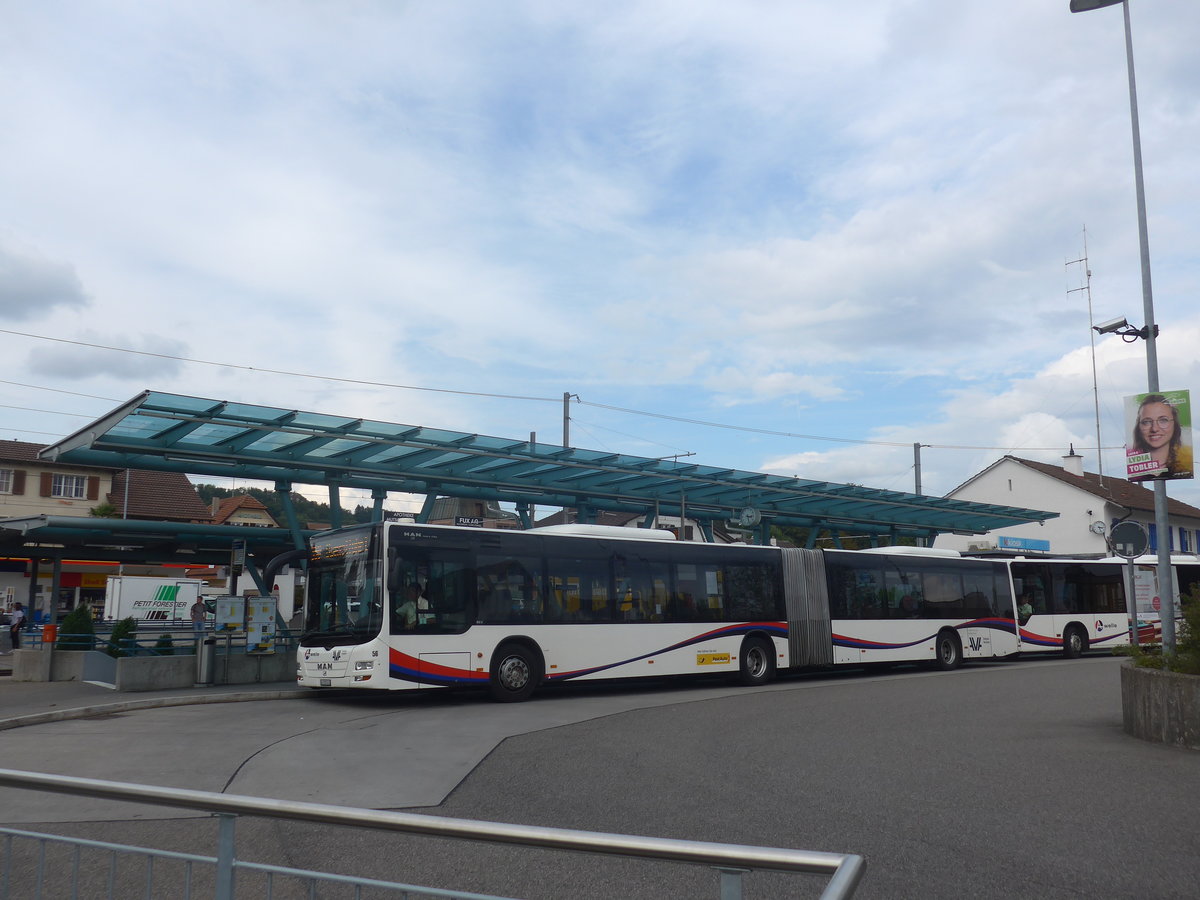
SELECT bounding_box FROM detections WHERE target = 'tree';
[107,617,139,658]
[88,502,120,518]
[192,484,375,529]
[57,604,97,651]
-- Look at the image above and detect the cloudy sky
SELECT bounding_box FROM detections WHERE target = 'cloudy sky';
[1,0,1198,515]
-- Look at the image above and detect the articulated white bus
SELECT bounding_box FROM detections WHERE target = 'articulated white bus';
[296,522,1197,700]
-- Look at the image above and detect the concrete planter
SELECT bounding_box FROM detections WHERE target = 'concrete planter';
[1121,660,1200,750]
[11,646,294,691]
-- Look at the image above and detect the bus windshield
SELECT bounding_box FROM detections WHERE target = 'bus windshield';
[303,526,384,644]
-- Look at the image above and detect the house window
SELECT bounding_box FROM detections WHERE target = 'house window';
[1181,529,1190,553]
[0,470,11,493]
[52,474,88,499]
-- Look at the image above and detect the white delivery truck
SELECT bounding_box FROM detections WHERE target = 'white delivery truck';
[104,576,206,621]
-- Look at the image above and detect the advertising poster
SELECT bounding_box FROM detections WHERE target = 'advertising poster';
[1130,563,1180,621]
[246,598,276,654]
[1124,390,1193,482]
[215,596,245,632]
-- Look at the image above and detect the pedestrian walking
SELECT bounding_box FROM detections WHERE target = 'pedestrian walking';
[9,602,26,650]
[191,598,207,638]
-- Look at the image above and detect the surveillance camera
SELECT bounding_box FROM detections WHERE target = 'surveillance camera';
[1093,316,1129,335]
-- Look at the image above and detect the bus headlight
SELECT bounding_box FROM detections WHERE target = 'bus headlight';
[355,660,374,670]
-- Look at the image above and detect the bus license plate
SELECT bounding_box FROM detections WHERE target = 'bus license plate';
[320,678,331,687]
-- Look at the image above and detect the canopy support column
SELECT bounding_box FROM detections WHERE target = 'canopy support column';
[327,483,342,529]
[417,494,438,524]
[516,502,533,529]
[274,481,306,551]
[50,557,63,626]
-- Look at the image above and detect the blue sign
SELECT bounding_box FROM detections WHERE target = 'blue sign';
[997,536,1050,552]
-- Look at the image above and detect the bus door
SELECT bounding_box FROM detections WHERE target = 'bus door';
[386,536,474,686]
[1010,563,1052,651]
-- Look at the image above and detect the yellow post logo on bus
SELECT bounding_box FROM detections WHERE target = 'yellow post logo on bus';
[696,652,730,666]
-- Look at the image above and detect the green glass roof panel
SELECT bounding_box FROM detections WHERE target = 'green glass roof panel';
[304,438,374,459]
[144,392,221,414]
[240,431,317,453]
[181,422,255,446]
[38,391,1058,536]
[108,412,181,441]
[288,411,365,430]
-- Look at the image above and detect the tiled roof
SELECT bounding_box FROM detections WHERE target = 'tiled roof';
[109,470,212,523]
[535,509,639,528]
[1007,456,1200,519]
[212,495,278,526]
[0,439,72,464]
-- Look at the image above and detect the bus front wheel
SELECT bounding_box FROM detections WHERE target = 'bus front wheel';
[738,636,776,687]
[489,643,542,702]
[1063,625,1087,659]
[934,631,962,671]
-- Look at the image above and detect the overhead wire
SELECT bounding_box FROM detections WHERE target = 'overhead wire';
[0,329,559,404]
[0,327,1125,454]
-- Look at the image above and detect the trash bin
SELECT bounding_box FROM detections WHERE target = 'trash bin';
[195,637,217,686]
[42,624,58,645]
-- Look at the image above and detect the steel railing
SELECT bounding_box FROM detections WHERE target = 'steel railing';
[0,769,865,900]
[22,628,298,657]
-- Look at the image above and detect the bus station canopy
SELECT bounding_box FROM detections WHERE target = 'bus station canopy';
[40,391,1057,541]
[0,515,307,567]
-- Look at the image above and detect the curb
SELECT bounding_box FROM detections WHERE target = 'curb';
[0,688,319,732]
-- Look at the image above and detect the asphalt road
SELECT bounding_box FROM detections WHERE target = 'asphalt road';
[2,655,1197,899]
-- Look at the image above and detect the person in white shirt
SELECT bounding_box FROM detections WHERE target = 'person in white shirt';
[9,602,27,649]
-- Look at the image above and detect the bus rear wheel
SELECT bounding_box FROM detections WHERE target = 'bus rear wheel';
[738,636,776,686]
[1063,625,1087,659]
[934,631,962,671]
[489,643,542,702]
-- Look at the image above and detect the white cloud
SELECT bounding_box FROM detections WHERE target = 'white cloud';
[0,0,1197,514]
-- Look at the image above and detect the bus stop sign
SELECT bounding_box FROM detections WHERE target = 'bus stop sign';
[1110,521,1149,559]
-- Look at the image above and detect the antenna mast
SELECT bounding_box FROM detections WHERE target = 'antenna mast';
[1067,225,1103,481]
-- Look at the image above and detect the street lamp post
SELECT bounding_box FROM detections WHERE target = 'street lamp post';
[1070,0,1175,653]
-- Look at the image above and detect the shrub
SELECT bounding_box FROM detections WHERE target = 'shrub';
[1121,585,1200,675]
[107,616,139,658]
[56,605,97,652]
[1173,589,1200,674]
[154,632,176,656]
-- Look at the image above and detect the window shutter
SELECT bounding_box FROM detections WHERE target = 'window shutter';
[87,476,100,501]
[12,470,25,494]
[40,472,53,497]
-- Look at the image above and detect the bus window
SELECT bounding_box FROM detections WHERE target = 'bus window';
[1056,564,1125,615]
[725,562,782,621]
[920,565,965,618]
[547,551,611,623]
[614,549,670,622]
[961,567,998,617]
[477,554,542,624]
[882,562,924,618]
[673,561,724,621]
[826,555,884,619]
[386,546,473,635]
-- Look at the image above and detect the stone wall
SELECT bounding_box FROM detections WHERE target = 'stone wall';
[1121,661,1200,750]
